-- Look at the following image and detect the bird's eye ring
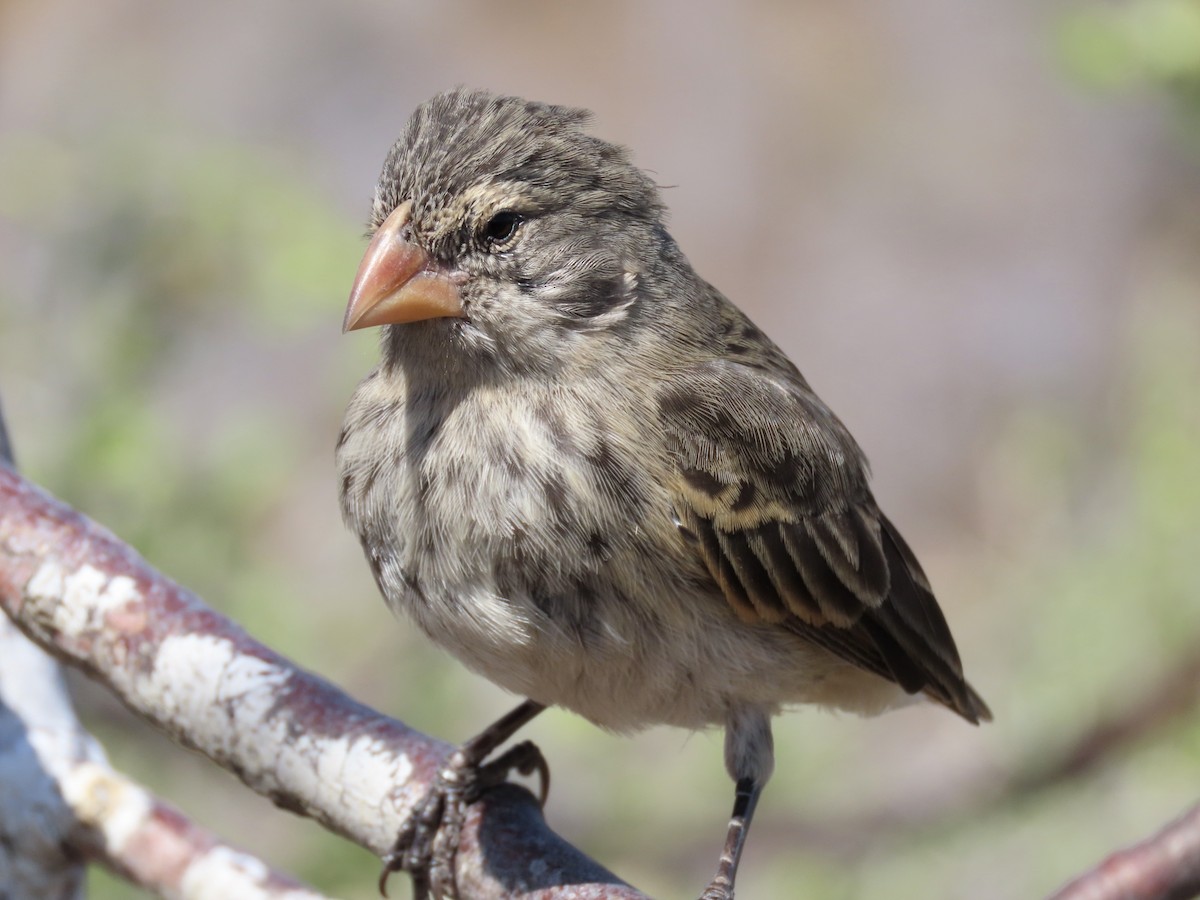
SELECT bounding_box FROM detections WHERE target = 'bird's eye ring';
[481,210,523,247]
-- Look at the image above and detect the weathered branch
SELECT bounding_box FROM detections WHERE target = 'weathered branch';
[0,612,329,898]
[1,402,333,898]
[0,464,648,898]
[9,397,1198,900]
[1048,801,1200,900]
[0,613,89,898]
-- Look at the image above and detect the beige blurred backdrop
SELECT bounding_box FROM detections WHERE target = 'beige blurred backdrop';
[2,1,1199,898]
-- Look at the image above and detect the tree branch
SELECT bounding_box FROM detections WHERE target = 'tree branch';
[0,612,89,898]
[0,464,647,898]
[0,613,330,897]
[9,395,1198,900]
[1048,801,1200,900]
[1,401,334,898]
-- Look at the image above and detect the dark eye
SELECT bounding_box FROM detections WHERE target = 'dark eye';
[481,210,523,247]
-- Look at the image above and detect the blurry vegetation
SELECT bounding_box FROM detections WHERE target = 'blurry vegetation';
[988,293,1200,771]
[2,7,1200,898]
[0,128,386,898]
[0,129,359,573]
[1060,0,1200,136]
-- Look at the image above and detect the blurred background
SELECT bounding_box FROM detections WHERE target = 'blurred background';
[2,0,1199,897]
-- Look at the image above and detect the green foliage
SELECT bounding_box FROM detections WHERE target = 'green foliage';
[1,124,386,896]
[1060,0,1200,138]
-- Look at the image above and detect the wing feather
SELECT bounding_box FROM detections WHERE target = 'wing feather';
[781,520,865,627]
[747,524,823,623]
[716,527,790,622]
[659,347,990,724]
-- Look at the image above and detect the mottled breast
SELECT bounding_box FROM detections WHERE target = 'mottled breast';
[336,365,705,714]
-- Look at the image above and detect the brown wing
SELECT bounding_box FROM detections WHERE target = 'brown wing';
[659,355,991,724]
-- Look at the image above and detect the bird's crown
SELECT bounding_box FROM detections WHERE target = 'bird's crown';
[373,88,664,231]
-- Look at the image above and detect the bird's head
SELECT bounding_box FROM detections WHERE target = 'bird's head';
[344,88,671,375]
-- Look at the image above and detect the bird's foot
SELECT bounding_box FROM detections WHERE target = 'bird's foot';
[379,740,550,899]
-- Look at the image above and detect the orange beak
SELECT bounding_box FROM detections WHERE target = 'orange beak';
[342,200,465,332]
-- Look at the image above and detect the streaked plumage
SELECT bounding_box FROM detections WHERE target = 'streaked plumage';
[338,88,989,900]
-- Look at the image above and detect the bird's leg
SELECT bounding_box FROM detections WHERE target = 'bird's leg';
[699,776,763,900]
[380,699,548,899]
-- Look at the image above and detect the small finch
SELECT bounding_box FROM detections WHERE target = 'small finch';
[338,88,990,900]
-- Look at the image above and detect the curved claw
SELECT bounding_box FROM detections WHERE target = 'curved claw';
[379,786,447,899]
[514,740,552,806]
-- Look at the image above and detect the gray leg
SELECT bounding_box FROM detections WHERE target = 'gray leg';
[700,706,774,899]
[700,776,764,900]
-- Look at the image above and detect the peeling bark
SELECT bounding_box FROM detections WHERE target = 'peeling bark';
[0,465,647,899]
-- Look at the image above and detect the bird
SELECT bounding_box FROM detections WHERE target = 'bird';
[337,87,990,900]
